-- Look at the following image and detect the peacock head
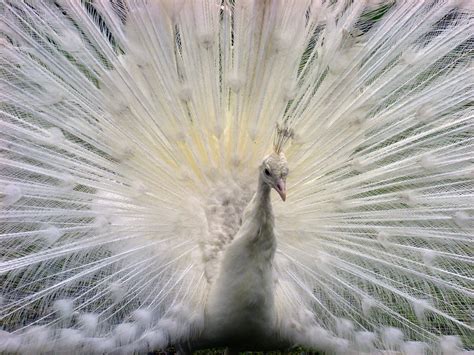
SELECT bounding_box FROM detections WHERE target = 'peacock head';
[261,152,288,201]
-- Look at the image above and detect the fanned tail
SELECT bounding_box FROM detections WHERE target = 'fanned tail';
[274,0,473,352]
[0,0,472,353]
[0,1,211,351]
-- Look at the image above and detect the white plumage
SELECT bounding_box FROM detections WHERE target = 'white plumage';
[0,0,473,353]
[203,153,287,350]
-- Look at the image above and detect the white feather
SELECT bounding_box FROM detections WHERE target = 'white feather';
[0,0,472,353]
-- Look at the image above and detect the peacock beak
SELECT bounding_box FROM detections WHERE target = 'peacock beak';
[275,179,286,201]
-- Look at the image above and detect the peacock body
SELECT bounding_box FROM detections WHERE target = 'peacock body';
[0,0,473,353]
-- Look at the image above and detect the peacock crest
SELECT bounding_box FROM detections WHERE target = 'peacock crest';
[273,123,294,155]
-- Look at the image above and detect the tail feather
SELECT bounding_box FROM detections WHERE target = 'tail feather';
[1,0,473,353]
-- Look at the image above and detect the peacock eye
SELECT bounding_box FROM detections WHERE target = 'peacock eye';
[264,168,271,176]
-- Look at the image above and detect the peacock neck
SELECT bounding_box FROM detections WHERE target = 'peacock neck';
[231,172,275,246]
[243,174,275,248]
[255,174,272,210]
